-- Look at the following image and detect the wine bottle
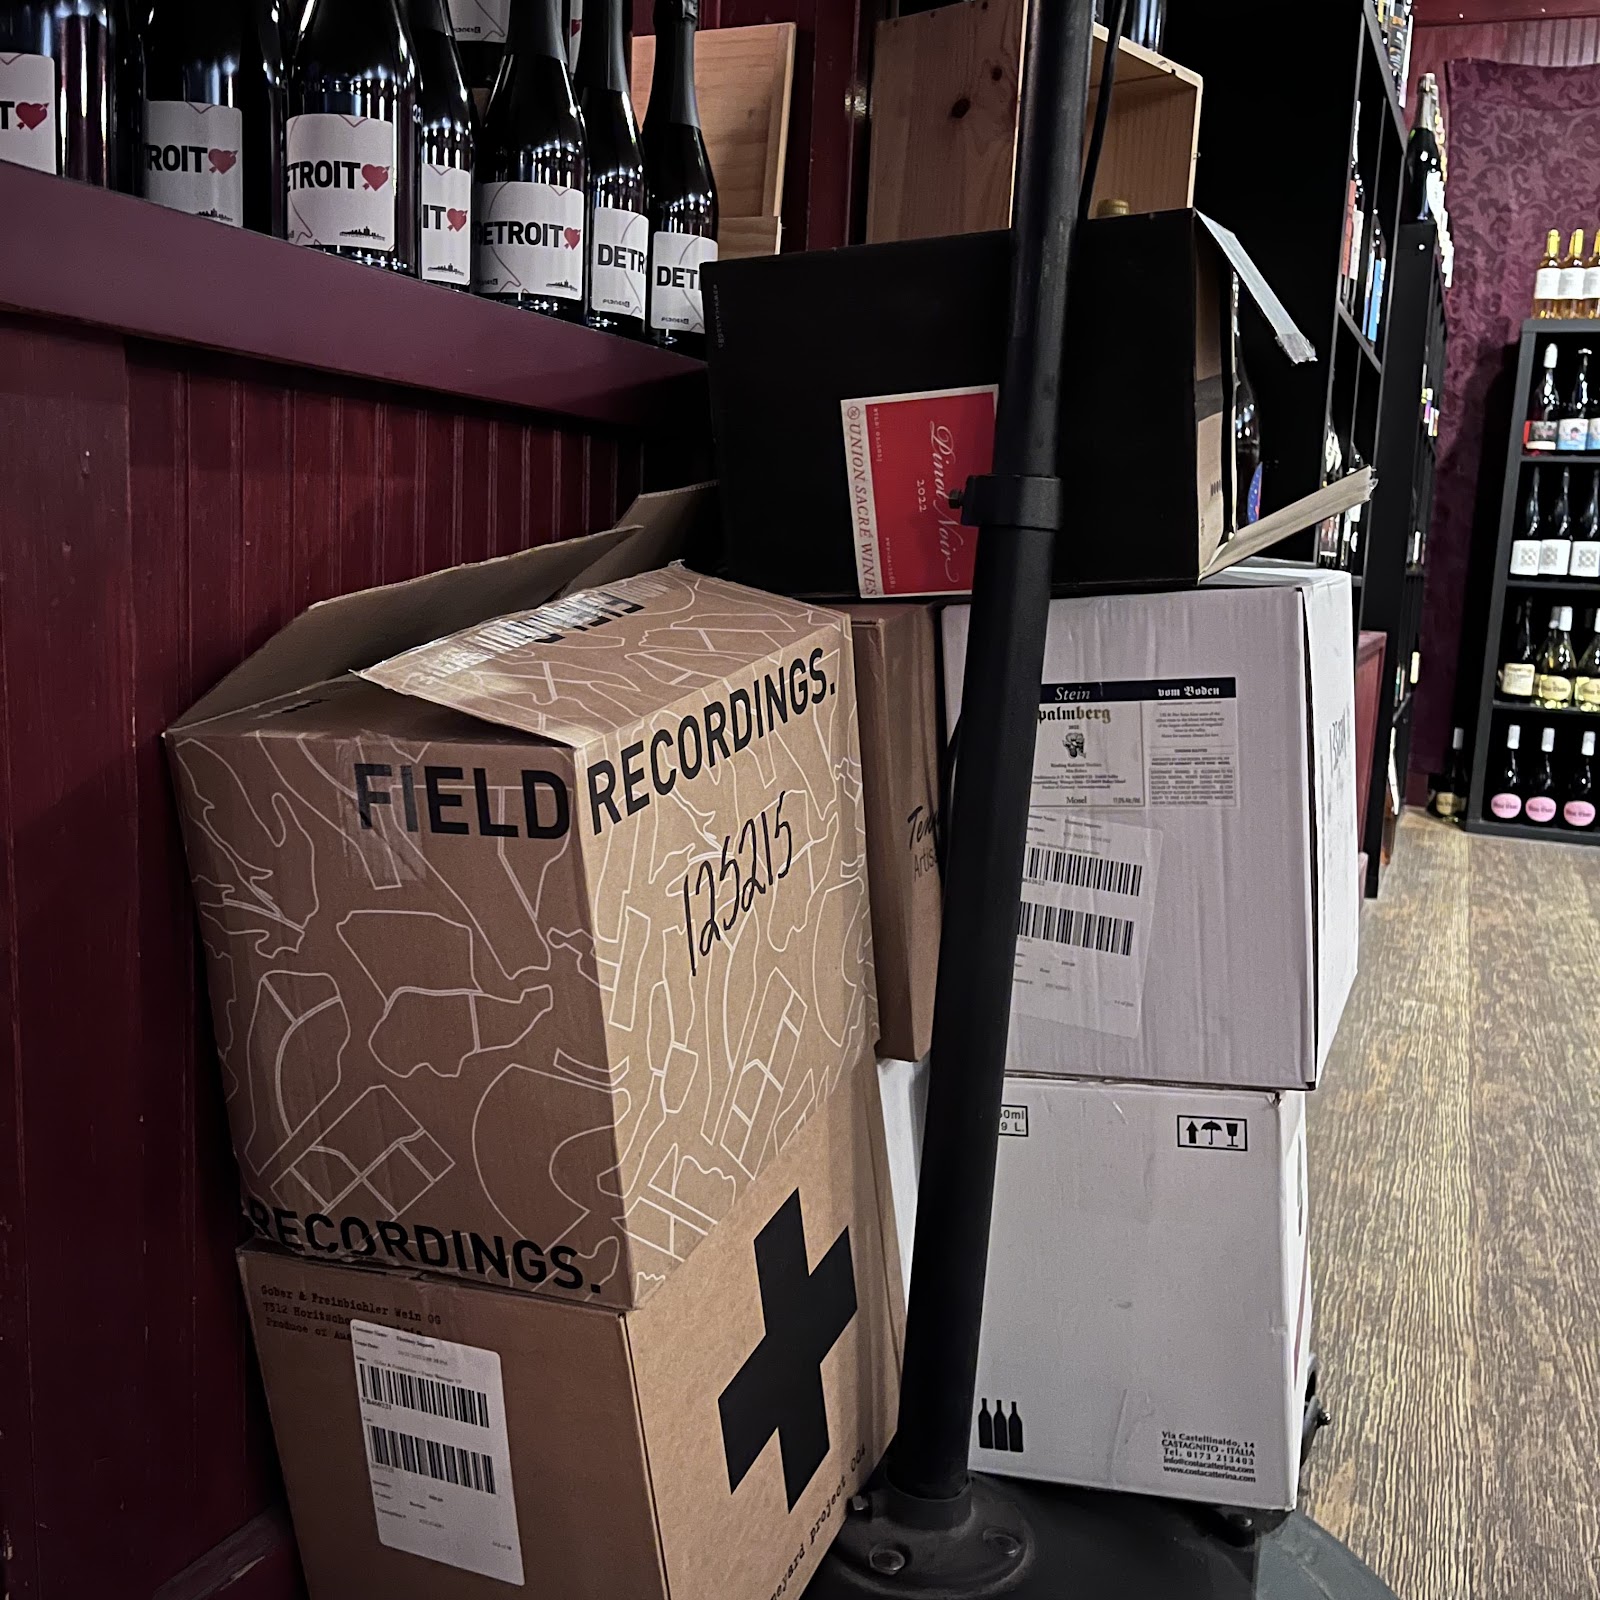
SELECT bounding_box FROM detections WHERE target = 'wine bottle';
[1342,103,1365,313]
[476,0,587,320]
[1500,599,1537,701]
[281,0,300,63]
[1432,726,1468,820]
[288,0,420,272]
[1561,229,1589,320]
[574,0,645,336]
[407,0,473,289]
[1540,466,1573,577]
[140,0,285,234]
[1524,726,1559,825]
[1535,604,1577,708]
[1402,72,1441,224]
[1365,229,1387,343]
[447,0,506,109]
[1341,443,1366,569]
[1564,731,1597,831]
[1232,277,1262,526]
[1511,468,1542,575]
[641,0,716,356]
[1534,228,1563,318]
[1559,347,1593,453]
[1486,723,1523,821]
[1007,1401,1024,1453]
[1585,229,1600,322]
[1528,343,1561,452]
[977,1399,994,1451]
[0,0,127,183]
[1575,615,1600,712]
[1573,470,1600,580]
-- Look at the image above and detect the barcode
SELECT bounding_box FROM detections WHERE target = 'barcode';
[1018,900,1136,956]
[358,1359,490,1428]
[367,1424,497,1495]
[1023,845,1143,897]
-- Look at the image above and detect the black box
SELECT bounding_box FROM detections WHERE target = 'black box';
[705,210,1361,599]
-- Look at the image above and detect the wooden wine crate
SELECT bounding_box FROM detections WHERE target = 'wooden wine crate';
[632,21,795,260]
[866,0,1202,244]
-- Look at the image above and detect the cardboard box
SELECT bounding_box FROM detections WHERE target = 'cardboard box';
[942,562,1359,1091]
[239,1064,905,1600]
[840,605,943,1062]
[167,492,877,1309]
[706,212,1372,600]
[967,1076,1311,1511]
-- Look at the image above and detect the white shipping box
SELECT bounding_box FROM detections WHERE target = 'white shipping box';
[970,1076,1312,1511]
[942,562,1359,1091]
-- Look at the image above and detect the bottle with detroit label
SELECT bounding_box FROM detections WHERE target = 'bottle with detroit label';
[140,0,286,235]
[406,0,474,289]
[475,0,588,321]
[642,0,717,357]
[287,0,420,273]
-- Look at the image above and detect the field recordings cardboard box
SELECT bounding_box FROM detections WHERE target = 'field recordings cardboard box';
[942,560,1360,1091]
[967,1076,1312,1511]
[839,604,942,1062]
[167,487,877,1311]
[238,1064,904,1600]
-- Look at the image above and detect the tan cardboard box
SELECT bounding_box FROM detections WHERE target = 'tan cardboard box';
[839,605,942,1063]
[238,1064,904,1600]
[168,489,877,1310]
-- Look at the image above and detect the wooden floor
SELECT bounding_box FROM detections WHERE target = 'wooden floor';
[1302,813,1600,1599]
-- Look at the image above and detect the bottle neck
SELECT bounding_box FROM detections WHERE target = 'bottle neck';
[576,0,628,92]
[509,0,566,63]
[652,10,701,127]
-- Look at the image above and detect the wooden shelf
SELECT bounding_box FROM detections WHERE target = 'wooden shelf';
[0,164,704,429]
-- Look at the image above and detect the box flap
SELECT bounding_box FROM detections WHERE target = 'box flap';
[1198,213,1315,364]
[1202,467,1375,577]
[360,565,845,748]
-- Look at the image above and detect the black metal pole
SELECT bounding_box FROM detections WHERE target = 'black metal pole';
[884,0,1094,1506]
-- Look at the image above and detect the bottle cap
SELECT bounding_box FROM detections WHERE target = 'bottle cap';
[1452,726,1464,749]
[1543,727,1556,752]
[1546,344,1560,366]
[1508,725,1522,749]
[1095,199,1132,218]
[1560,605,1574,629]
[1585,731,1597,757]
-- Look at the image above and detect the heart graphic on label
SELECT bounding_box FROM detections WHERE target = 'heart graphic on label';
[446,207,468,231]
[15,102,48,131]
[207,148,238,174]
[361,164,391,191]
[563,227,581,249]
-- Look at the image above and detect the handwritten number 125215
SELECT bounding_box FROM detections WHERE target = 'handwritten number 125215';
[681,792,794,976]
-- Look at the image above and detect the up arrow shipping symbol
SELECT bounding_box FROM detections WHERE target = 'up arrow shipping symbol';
[718,1189,857,1510]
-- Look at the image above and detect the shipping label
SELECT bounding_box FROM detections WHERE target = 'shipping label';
[840,385,997,598]
[0,52,57,175]
[648,229,715,334]
[143,101,245,226]
[420,161,473,285]
[286,113,397,252]
[351,1320,524,1585]
[477,180,584,301]
[590,204,647,319]
[1012,814,1163,1040]
[448,0,511,41]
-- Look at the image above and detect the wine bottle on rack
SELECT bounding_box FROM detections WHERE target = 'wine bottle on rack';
[1342,444,1367,569]
[0,0,128,184]
[1486,723,1524,820]
[1500,600,1537,701]
[1511,469,1542,575]
[448,0,509,108]
[287,0,420,273]
[574,0,646,337]
[1574,473,1600,578]
[1432,726,1468,820]
[141,0,285,234]
[1534,228,1564,318]
[1585,230,1600,321]
[476,0,587,320]
[1535,605,1578,708]
[1342,103,1365,313]
[1524,727,1559,825]
[641,0,717,356]
[1528,343,1561,452]
[407,0,474,290]
[281,2,300,63]
[1576,615,1600,711]
[1541,466,1573,576]
[1561,229,1589,320]
[1565,731,1597,831]
[1365,230,1387,343]
[1559,347,1593,452]
[1403,73,1441,224]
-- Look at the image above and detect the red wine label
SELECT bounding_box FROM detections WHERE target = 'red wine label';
[1557,417,1588,450]
[448,0,511,43]
[840,385,998,598]
[1564,799,1596,827]
[286,114,397,253]
[649,232,716,336]
[476,182,584,301]
[1490,793,1523,819]
[421,162,473,286]
[1499,662,1535,697]
[1535,266,1562,300]
[1526,795,1558,823]
[143,101,244,227]
[590,205,646,320]
[0,53,57,175]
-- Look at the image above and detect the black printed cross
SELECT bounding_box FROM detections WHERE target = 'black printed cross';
[718,1189,857,1511]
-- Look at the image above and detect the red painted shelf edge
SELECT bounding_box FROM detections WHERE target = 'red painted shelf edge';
[0,164,703,431]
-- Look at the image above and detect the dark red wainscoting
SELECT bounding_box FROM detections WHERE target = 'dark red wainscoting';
[0,313,644,1600]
